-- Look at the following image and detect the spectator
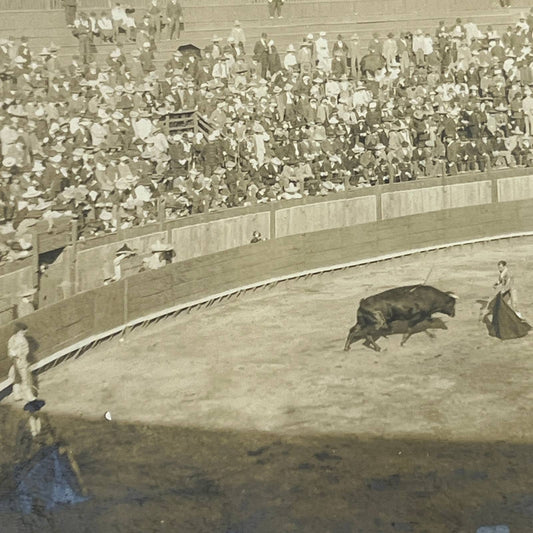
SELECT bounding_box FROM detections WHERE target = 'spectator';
[123,5,137,42]
[148,0,162,41]
[268,0,284,19]
[110,244,136,282]
[98,11,114,43]
[88,11,100,41]
[413,29,425,66]
[111,2,127,42]
[230,20,246,52]
[348,33,361,79]
[72,12,93,64]
[166,0,183,40]
[142,240,174,269]
[253,32,270,79]
[382,32,397,70]
[62,0,78,28]
[284,44,298,71]
[250,230,264,243]
[315,32,331,73]
[17,288,36,318]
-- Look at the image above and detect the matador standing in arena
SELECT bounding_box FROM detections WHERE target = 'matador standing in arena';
[493,260,518,312]
[481,260,531,339]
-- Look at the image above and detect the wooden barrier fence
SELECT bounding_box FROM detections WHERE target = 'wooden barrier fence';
[0,170,533,395]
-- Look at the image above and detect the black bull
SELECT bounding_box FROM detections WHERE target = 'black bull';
[344,285,458,352]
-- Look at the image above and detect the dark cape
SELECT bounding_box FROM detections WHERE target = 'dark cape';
[484,293,531,340]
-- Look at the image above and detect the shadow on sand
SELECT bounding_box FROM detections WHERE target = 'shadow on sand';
[0,405,531,533]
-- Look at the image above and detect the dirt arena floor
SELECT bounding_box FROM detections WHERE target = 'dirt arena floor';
[1,237,533,532]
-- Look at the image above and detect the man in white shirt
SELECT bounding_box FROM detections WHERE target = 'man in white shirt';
[315,32,331,73]
[412,29,425,66]
[111,2,127,41]
[522,90,533,135]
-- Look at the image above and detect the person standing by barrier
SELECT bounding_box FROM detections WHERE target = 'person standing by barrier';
[8,322,36,403]
[17,288,36,318]
[62,0,78,28]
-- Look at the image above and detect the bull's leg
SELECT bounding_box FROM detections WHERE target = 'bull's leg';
[424,330,436,339]
[401,313,427,347]
[400,331,413,346]
[364,333,381,352]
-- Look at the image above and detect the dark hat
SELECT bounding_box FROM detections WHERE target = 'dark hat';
[116,244,135,255]
[24,399,46,413]
[13,321,28,332]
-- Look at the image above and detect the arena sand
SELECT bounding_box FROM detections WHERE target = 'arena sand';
[1,238,533,532]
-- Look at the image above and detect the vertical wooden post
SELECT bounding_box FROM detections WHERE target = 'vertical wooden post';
[31,232,40,292]
[70,217,79,295]
[491,172,499,204]
[375,187,383,222]
[123,277,129,326]
[158,198,166,232]
[270,204,276,240]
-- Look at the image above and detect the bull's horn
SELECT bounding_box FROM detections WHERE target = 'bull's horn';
[447,292,459,300]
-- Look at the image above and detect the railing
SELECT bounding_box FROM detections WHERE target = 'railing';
[161,109,197,136]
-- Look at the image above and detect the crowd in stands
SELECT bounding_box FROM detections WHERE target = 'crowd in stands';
[2,4,533,268]
[67,0,184,52]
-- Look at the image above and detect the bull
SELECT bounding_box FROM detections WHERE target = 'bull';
[344,285,458,352]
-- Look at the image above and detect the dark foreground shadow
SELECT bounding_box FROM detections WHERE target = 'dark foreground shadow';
[1,405,531,533]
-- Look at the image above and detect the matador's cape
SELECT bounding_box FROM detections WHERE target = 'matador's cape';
[484,293,531,340]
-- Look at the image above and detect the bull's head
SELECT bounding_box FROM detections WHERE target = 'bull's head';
[444,292,459,317]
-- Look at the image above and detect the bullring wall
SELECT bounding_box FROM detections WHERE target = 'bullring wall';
[1,170,533,383]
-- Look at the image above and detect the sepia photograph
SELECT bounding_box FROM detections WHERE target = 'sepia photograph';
[0,0,532,531]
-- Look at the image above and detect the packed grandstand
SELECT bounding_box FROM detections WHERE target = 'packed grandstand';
[1,2,533,267]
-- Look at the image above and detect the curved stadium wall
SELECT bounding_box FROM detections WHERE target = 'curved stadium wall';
[1,169,533,395]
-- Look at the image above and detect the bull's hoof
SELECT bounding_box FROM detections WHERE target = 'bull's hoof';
[375,347,381,353]
[343,346,350,352]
